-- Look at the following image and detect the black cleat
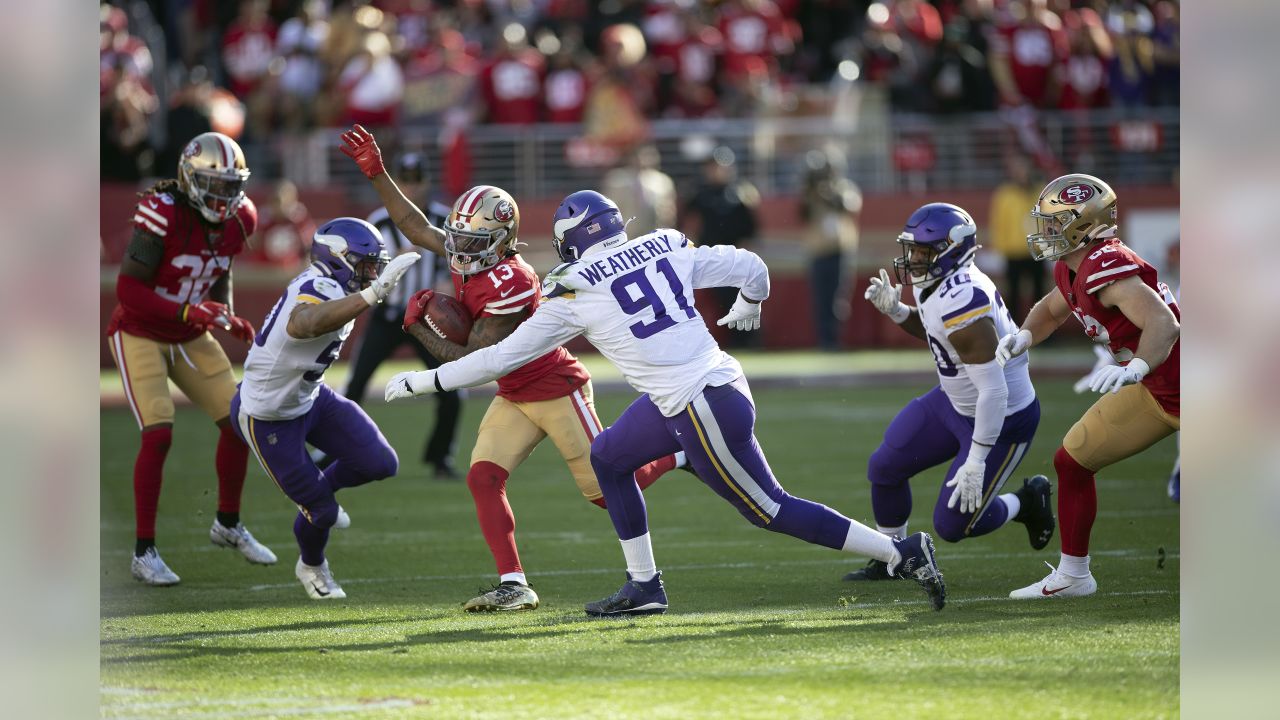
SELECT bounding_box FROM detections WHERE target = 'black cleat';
[842,558,900,582]
[585,572,668,617]
[891,533,946,611]
[1013,475,1056,551]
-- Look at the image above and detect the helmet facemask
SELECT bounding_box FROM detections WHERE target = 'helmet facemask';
[184,168,249,224]
[892,221,978,289]
[1027,208,1079,261]
[445,226,509,275]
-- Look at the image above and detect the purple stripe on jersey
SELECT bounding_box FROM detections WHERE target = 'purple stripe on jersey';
[940,288,991,321]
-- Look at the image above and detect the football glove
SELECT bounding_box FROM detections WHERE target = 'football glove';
[402,289,434,332]
[716,292,762,331]
[864,268,910,323]
[339,124,386,179]
[385,369,439,402]
[995,329,1032,367]
[945,457,988,514]
[227,315,256,343]
[1087,358,1149,394]
[360,253,421,306]
[183,301,231,330]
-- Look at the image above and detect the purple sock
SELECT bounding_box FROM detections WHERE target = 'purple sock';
[294,511,329,566]
[871,482,913,529]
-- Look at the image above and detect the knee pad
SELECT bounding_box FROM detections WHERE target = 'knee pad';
[467,461,508,495]
[305,497,340,529]
[931,509,969,543]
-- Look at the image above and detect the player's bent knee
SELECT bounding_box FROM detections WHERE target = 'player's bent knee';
[867,446,907,487]
[466,461,508,494]
[1054,445,1089,479]
[372,444,399,480]
[306,499,340,529]
[931,511,969,543]
[140,426,173,453]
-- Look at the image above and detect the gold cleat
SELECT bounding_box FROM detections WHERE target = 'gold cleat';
[463,582,540,612]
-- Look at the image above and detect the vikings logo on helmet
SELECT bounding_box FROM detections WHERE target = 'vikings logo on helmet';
[1058,184,1095,204]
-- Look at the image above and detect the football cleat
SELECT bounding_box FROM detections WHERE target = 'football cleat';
[295,558,346,600]
[463,582,540,612]
[889,533,946,611]
[842,558,899,582]
[209,521,278,565]
[131,547,180,586]
[1013,475,1056,551]
[585,572,668,617]
[1009,561,1098,599]
[1167,462,1180,504]
[333,505,351,530]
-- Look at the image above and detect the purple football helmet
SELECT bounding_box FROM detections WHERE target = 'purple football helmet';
[311,217,390,293]
[552,190,625,263]
[893,203,979,288]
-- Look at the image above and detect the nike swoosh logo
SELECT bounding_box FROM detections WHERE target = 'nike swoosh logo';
[500,288,514,297]
[1041,585,1071,596]
[1100,260,1117,267]
[310,582,330,597]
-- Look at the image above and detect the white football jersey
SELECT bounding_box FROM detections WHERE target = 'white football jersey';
[435,230,771,416]
[239,267,352,420]
[912,265,1035,417]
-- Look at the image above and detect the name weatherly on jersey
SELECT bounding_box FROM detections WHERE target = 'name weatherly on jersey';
[574,234,676,286]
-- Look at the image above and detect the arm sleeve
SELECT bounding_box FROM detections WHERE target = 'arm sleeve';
[965,358,1010,451]
[116,274,183,321]
[689,244,771,301]
[435,300,585,390]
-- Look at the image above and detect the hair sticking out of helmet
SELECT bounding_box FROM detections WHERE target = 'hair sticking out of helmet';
[893,203,979,289]
[310,217,390,293]
[1027,173,1118,261]
[551,190,626,263]
[444,186,521,275]
[177,132,251,224]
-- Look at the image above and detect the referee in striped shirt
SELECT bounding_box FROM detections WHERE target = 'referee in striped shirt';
[338,153,463,478]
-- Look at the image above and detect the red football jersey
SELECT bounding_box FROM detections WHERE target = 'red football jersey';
[479,51,545,125]
[107,191,257,343]
[451,254,589,402]
[1053,238,1180,415]
[990,20,1069,107]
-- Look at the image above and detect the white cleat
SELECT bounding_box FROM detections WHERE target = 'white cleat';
[295,558,346,600]
[131,547,180,586]
[1009,561,1098,599]
[210,521,278,565]
[333,505,351,530]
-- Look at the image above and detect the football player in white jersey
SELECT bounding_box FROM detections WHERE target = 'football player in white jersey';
[233,218,420,599]
[385,190,947,615]
[846,203,1055,582]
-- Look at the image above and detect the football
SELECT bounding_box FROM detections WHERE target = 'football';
[419,292,473,345]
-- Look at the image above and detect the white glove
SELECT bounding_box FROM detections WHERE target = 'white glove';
[716,292,762,331]
[1074,346,1117,394]
[384,369,439,401]
[360,253,422,306]
[1087,358,1149,394]
[864,268,910,323]
[945,457,988,514]
[995,329,1032,367]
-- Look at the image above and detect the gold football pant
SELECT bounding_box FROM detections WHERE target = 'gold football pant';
[108,330,238,429]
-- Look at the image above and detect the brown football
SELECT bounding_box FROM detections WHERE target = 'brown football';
[419,293,473,345]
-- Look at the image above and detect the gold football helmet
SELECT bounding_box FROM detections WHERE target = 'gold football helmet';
[177,131,251,224]
[1027,173,1118,260]
[444,185,521,275]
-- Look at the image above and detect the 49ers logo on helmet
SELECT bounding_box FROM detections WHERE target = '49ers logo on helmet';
[1058,184,1094,204]
[183,140,201,158]
[493,199,514,223]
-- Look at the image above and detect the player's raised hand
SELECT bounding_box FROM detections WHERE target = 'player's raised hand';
[1087,358,1149,394]
[360,253,422,306]
[339,124,386,179]
[385,369,439,402]
[716,292,762,331]
[183,300,232,330]
[227,315,256,343]
[402,289,434,332]
[994,329,1032,367]
[864,269,903,314]
[945,457,986,514]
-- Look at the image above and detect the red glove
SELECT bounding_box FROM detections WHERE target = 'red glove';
[227,315,256,343]
[339,124,386,179]
[402,289,434,332]
[183,301,231,329]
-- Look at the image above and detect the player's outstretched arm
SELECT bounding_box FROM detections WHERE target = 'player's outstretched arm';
[947,318,1010,512]
[406,311,526,363]
[1097,275,1180,370]
[288,254,421,338]
[1021,288,1071,346]
[339,125,447,256]
[863,268,925,340]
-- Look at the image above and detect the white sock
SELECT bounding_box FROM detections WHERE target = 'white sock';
[999,493,1020,525]
[1059,553,1091,578]
[500,572,528,586]
[674,451,687,468]
[876,524,907,540]
[620,533,658,582]
[843,521,898,565]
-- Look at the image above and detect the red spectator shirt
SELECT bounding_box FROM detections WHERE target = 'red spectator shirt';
[248,204,314,269]
[480,50,545,124]
[990,18,1069,107]
[221,20,277,97]
[108,192,257,343]
[1058,53,1108,109]
[452,254,589,402]
[544,66,588,123]
[1053,238,1180,415]
[717,0,792,78]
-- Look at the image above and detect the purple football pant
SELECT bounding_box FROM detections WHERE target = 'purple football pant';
[590,376,853,549]
[231,384,398,565]
[869,386,1039,542]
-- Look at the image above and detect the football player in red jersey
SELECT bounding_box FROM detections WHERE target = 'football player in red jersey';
[340,125,685,612]
[995,174,1180,599]
[107,131,277,586]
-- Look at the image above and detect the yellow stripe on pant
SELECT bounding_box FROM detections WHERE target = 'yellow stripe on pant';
[686,403,770,525]
[963,444,1018,535]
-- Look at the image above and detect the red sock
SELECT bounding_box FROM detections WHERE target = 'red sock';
[215,425,248,514]
[634,453,677,492]
[466,461,522,575]
[134,427,172,539]
[1055,446,1097,557]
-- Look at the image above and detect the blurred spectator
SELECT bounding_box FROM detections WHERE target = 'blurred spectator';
[987,152,1045,321]
[716,0,797,114]
[1150,0,1179,107]
[683,146,760,347]
[247,180,315,269]
[479,23,545,125]
[334,30,404,127]
[857,3,923,110]
[157,66,213,175]
[1107,3,1156,109]
[602,145,677,236]
[924,17,996,113]
[665,11,722,118]
[1057,9,1112,111]
[100,5,157,180]
[543,36,590,124]
[988,0,1068,109]
[583,24,653,151]
[272,0,329,132]
[402,28,480,127]
[799,148,862,351]
[222,0,278,100]
[100,5,153,86]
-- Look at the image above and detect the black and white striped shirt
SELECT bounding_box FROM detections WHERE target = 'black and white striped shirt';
[366,199,451,318]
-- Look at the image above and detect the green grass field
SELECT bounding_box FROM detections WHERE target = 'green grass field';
[100,375,1179,719]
